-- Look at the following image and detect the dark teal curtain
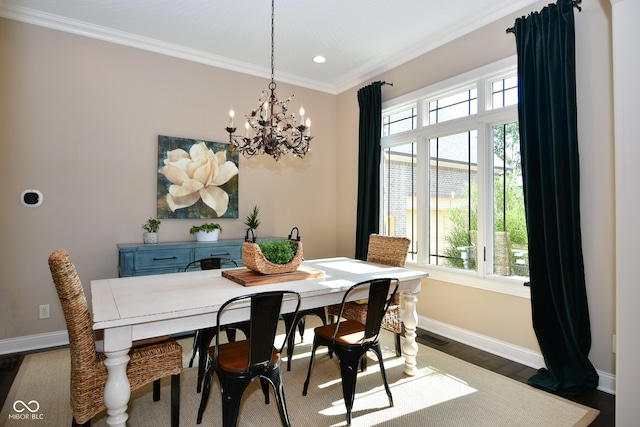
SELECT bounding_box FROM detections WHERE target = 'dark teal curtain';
[355,82,383,260]
[514,0,598,394]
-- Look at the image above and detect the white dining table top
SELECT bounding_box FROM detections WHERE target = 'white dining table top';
[91,257,426,331]
[89,257,428,427]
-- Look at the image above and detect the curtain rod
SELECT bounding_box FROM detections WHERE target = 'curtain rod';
[381,81,393,86]
[506,0,581,34]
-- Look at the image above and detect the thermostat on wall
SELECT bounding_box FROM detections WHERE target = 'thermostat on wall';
[21,189,43,207]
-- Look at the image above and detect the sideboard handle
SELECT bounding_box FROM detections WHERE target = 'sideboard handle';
[153,256,177,261]
[209,252,231,257]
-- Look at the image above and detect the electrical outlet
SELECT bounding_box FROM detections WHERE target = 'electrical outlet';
[39,304,50,319]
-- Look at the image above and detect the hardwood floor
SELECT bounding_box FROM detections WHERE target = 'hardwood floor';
[0,353,23,410]
[0,331,614,426]
[416,330,615,427]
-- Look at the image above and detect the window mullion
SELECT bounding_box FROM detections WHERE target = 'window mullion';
[477,76,487,113]
[416,136,429,266]
[476,123,489,277]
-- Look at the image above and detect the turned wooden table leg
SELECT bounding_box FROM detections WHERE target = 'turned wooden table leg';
[402,291,419,376]
[103,348,131,427]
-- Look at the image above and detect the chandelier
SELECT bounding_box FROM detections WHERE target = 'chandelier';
[226,0,313,161]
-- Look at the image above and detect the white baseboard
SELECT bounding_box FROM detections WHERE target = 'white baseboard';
[1,320,616,395]
[0,330,69,355]
[417,316,615,395]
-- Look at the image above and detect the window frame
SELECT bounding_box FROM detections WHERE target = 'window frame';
[381,56,530,299]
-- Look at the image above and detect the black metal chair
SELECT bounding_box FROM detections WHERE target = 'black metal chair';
[302,278,399,426]
[281,306,327,371]
[185,257,250,393]
[326,234,410,369]
[184,257,238,272]
[196,290,301,427]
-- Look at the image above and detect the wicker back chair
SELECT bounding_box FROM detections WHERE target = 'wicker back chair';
[327,234,410,362]
[48,249,183,427]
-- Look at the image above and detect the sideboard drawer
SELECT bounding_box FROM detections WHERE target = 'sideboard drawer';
[134,248,192,270]
[194,244,242,262]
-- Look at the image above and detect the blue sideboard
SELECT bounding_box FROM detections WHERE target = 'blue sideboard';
[117,237,281,277]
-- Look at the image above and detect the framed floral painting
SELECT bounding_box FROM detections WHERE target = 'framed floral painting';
[157,135,239,219]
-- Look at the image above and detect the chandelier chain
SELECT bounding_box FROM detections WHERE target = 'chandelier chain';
[271,0,275,84]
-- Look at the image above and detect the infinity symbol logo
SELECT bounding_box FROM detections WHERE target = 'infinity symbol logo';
[13,400,40,413]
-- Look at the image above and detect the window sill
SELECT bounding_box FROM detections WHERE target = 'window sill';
[407,263,531,299]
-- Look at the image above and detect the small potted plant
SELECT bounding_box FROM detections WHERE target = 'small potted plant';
[242,227,303,274]
[142,218,161,244]
[190,223,223,242]
[244,205,261,238]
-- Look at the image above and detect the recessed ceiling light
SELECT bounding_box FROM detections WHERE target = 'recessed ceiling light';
[312,55,327,64]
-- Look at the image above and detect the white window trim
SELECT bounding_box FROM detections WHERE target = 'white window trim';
[382,55,530,299]
[410,263,531,298]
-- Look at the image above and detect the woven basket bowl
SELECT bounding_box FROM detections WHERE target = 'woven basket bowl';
[242,240,303,274]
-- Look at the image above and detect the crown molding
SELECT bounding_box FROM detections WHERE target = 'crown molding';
[0,4,339,94]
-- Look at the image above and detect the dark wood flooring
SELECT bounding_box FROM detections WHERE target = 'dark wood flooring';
[415,330,615,427]
[0,331,614,426]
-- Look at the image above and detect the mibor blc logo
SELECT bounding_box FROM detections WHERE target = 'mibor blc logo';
[9,400,44,420]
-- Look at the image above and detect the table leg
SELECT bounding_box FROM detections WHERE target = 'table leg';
[103,349,131,427]
[402,291,419,376]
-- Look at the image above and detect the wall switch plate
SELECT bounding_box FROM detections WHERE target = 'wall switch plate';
[39,304,50,319]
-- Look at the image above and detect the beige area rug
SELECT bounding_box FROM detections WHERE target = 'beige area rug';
[1,323,598,427]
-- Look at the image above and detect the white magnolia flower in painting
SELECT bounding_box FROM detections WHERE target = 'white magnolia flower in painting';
[158,142,238,216]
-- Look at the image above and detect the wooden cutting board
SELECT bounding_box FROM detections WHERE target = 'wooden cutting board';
[222,265,325,286]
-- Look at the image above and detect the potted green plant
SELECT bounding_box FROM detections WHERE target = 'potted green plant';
[244,205,261,238]
[142,218,161,244]
[190,223,223,242]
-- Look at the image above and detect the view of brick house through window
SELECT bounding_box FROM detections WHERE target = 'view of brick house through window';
[381,61,529,283]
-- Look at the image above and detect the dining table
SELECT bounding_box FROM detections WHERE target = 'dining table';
[90,257,428,427]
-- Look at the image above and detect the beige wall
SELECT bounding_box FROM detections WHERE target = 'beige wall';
[0,17,337,339]
[336,0,615,377]
[1,0,616,382]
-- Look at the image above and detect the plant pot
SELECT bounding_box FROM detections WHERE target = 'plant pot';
[242,240,303,274]
[248,228,258,240]
[195,229,220,242]
[143,232,158,244]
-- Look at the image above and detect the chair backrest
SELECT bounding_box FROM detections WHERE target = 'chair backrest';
[184,257,239,271]
[214,290,301,372]
[366,234,410,267]
[48,250,97,377]
[333,278,399,344]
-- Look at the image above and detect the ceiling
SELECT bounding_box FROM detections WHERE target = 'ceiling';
[0,0,535,94]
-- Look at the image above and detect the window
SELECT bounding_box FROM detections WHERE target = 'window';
[492,122,528,277]
[381,58,529,293]
[427,88,477,125]
[382,142,417,257]
[491,76,518,109]
[428,130,478,269]
[383,106,417,136]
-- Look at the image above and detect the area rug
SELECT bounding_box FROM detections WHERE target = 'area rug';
[0,325,598,427]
